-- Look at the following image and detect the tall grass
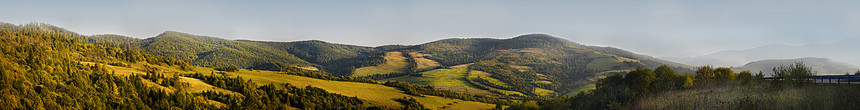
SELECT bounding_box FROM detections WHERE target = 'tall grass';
[636,81,860,109]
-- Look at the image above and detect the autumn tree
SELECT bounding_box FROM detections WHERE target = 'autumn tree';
[695,66,715,83]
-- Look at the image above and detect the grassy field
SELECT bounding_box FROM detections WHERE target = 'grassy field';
[467,70,511,88]
[585,53,622,71]
[382,68,496,96]
[465,70,525,96]
[636,82,860,109]
[191,67,495,109]
[409,51,441,70]
[533,88,556,97]
[450,63,473,69]
[477,76,512,87]
[352,52,408,77]
[294,66,319,71]
[92,60,494,109]
[585,53,640,71]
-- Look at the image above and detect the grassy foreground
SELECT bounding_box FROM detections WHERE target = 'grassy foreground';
[636,82,860,109]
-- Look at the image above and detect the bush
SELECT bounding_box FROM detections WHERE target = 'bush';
[772,62,815,86]
[739,71,753,87]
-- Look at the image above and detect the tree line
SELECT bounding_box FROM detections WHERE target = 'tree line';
[0,23,217,109]
[183,72,377,109]
[505,62,828,110]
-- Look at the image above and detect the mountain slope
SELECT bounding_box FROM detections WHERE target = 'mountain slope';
[138,31,313,68]
[733,57,860,75]
[376,34,695,97]
[0,22,499,109]
[665,40,860,67]
[135,31,385,75]
[74,29,691,98]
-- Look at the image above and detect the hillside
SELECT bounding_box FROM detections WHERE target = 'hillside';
[0,22,499,109]
[109,31,693,98]
[5,23,693,102]
[401,34,693,96]
[133,31,384,75]
[664,40,860,67]
[733,57,860,75]
[137,31,313,69]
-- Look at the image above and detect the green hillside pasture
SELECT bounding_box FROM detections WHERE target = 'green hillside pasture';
[585,53,624,71]
[474,76,512,88]
[450,63,473,69]
[409,51,442,70]
[533,88,557,97]
[294,66,319,71]
[466,70,525,96]
[205,68,495,109]
[382,68,495,96]
[352,52,408,77]
[636,82,860,109]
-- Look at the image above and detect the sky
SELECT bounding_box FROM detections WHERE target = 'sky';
[2,0,859,58]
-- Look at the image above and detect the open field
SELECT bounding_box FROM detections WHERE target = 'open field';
[382,68,495,96]
[450,63,473,69]
[353,52,408,77]
[196,68,495,109]
[586,53,623,71]
[92,60,494,109]
[409,51,442,70]
[467,70,513,88]
[534,88,557,97]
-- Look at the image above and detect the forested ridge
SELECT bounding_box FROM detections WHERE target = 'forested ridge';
[0,23,445,109]
[3,22,729,109]
[117,30,695,98]
[0,23,218,109]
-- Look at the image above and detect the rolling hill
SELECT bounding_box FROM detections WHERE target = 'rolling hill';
[115,31,691,96]
[131,31,384,75]
[94,30,694,98]
[2,22,698,109]
[732,57,860,75]
[664,40,860,67]
[0,22,500,109]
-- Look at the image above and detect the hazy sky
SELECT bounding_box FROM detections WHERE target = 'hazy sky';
[2,0,859,58]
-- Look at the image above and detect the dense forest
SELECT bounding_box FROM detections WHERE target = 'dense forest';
[0,23,220,109]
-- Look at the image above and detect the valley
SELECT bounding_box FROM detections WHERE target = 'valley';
[2,22,858,110]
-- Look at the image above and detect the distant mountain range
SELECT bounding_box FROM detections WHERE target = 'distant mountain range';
[733,57,860,75]
[663,40,860,67]
[85,29,693,96]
